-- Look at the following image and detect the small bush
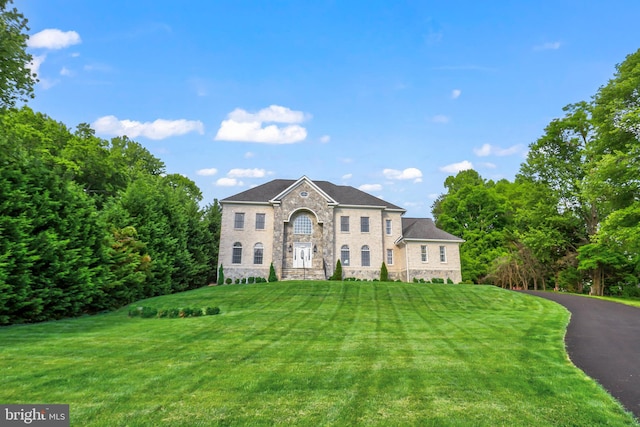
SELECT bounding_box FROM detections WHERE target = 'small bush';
[241,278,246,284]
[432,278,445,284]
[413,277,419,283]
[168,308,180,318]
[225,278,232,285]
[235,278,240,284]
[447,278,454,284]
[205,307,221,315]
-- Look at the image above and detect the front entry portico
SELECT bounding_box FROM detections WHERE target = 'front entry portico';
[293,242,312,269]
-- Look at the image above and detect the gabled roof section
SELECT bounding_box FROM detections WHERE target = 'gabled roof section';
[271,176,337,205]
[221,176,406,211]
[221,179,294,203]
[400,218,464,242]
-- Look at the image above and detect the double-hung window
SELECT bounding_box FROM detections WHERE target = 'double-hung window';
[361,245,370,267]
[360,217,370,233]
[255,213,265,230]
[234,212,245,229]
[439,245,447,263]
[386,249,393,265]
[341,245,350,266]
[253,243,264,264]
[421,245,428,262]
[385,219,392,235]
[340,216,349,232]
[232,242,242,264]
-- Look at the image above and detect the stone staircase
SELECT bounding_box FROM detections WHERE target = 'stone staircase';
[281,268,327,281]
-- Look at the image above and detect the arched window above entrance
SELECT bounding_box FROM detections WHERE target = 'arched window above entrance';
[294,214,313,234]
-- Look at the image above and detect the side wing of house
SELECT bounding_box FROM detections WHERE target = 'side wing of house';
[218,201,275,281]
[395,218,464,283]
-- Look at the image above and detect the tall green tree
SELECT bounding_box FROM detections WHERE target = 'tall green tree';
[0,137,108,324]
[433,170,510,282]
[0,0,36,109]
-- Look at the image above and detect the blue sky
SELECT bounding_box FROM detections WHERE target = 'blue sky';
[19,0,640,217]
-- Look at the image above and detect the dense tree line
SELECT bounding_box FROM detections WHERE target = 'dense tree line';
[434,49,640,297]
[0,108,221,324]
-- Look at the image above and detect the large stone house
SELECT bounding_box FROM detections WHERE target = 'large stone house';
[218,176,464,282]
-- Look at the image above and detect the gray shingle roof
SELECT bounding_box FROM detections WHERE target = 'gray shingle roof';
[401,218,464,241]
[222,178,405,211]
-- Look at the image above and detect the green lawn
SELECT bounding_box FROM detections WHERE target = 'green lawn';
[1,282,637,426]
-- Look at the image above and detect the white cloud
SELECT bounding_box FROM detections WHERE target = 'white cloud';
[339,157,353,164]
[473,143,522,157]
[92,115,204,140]
[382,168,423,183]
[451,89,461,99]
[244,152,255,158]
[342,173,353,180]
[27,54,46,75]
[479,162,497,169]
[359,183,383,192]
[215,105,311,144]
[28,29,81,50]
[534,41,561,51]
[227,168,268,178]
[60,67,73,76]
[196,168,218,176]
[215,178,244,187]
[440,160,474,174]
[428,193,440,200]
[319,135,331,143]
[228,105,310,123]
[431,114,450,124]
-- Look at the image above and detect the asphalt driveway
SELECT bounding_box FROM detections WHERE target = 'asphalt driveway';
[522,291,640,420]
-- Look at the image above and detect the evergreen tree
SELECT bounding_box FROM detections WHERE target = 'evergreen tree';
[380,262,389,282]
[330,260,343,280]
[268,263,278,282]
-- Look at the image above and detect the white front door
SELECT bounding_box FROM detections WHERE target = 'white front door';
[293,243,312,268]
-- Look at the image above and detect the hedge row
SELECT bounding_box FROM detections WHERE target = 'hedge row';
[128,306,220,318]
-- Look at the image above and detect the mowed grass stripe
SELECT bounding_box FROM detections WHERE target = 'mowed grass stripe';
[0,282,636,426]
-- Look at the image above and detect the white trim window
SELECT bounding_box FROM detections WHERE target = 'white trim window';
[361,245,371,267]
[234,212,245,229]
[360,216,370,233]
[255,213,266,230]
[232,242,242,264]
[385,219,392,235]
[421,245,428,263]
[386,249,393,265]
[253,243,264,264]
[341,245,350,266]
[340,216,349,232]
[439,245,447,263]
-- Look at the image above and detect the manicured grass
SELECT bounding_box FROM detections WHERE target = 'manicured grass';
[0,282,637,426]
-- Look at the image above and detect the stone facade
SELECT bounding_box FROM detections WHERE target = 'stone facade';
[218,176,463,283]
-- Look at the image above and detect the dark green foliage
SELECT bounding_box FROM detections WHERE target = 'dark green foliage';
[217,264,225,286]
[0,0,35,109]
[225,278,232,285]
[330,259,343,280]
[0,107,221,324]
[205,306,220,315]
[0,135,109,324]
[380,262,389,282]
[129,306,220,318]
[268,262,278,282]
[447,278,454,284]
